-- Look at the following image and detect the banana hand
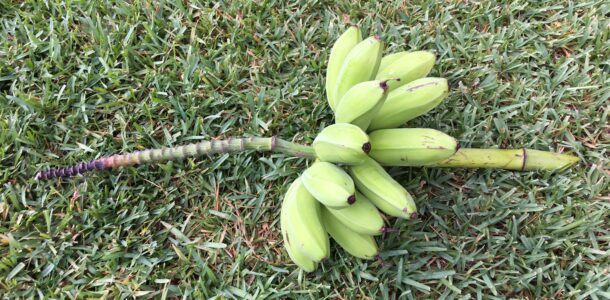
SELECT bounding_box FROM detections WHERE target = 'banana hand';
[282,178,330,262]
[333,36,383,106]
[349,156,417,219]
[368,128,458,166]
[335,80,391,131]
[313,123,371,165]
[322,207,378,260]
[302,161,356,209]
[326,26,362,111]
[368,77,448,131]
[280,196,318,272]
[326,192,385,236]
[375,51,436,92]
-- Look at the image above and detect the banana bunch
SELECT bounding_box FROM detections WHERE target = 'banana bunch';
[280,26,457,272]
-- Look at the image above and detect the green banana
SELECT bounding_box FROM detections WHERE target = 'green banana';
[348,156,417,219]
[333,36,383,107]
[368,128,458,166]
[335,80,390,131]
[312,123,371,165]
[375,51,436,91]
[302,161,356,209]
[282,178,330,262]
[326,192,385,236]
[280,196,317,272]
[326,26,362,111]
[368,77,449,131]
[322,207,378,260]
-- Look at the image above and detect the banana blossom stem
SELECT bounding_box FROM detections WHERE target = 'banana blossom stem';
[35,136,578,180]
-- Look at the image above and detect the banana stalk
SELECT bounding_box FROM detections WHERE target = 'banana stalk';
[429,148,579,171]
[35,138,579,180]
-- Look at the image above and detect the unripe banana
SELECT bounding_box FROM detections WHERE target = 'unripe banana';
[368,77,449,131]
[335,80,390,131]
[348,156,417,219]
[280,198,317,272]
[313,123,371,165]
[326,26,362,111]
[283,178,330,262]
[302,162,355,209]
[321,207,378,260]
[368,128,458,166]
[326,192,385,236]
[375,51,436,91]
[333,36,383,106]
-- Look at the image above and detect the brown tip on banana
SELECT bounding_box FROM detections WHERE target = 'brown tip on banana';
[362,142,372,154]
[379,78,400,91]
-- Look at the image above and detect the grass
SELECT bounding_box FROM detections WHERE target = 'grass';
[1,0,609,298]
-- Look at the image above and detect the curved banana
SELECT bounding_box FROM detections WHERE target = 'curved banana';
[375,51,436,91]
[333,36,383,107]
[322,207,378,260]
[280,197,317,272]
[302,162,355,209]
[375,51,405,70]
[335,80,390,131]
[326,192,385,236]
[368,128,458,166]
[326,26,362,111]
[368,77,449,131]
[283,178,330,262]
[348,156,417,219]
[313,123,371,165]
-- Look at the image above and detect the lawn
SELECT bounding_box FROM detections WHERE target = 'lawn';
[1,0,609,298]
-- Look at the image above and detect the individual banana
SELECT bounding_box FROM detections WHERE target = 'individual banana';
[333,36,383,107]
[375,51,436,91]
[322,207,378,260]
[348,156,417,219]
[335,80,390,131]
[368,128,458,166]
[326,26,362,111]
[326,192,385,236]
[280,197,317,272]
[302,161,356,209]
[312,123,371,165]
[282,178,330,262]
[368,77,449,131]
